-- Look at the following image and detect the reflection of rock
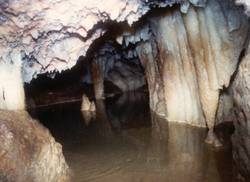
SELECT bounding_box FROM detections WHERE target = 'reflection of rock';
[81,111,94,126]
[106,92,150,130]
[149,113,220,181]
[95,100,114,138]
[231,44,250,181]
[0,110,70,182]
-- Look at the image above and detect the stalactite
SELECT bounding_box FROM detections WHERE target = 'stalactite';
[137,42,166,117]
[0,52,25,110]
[135,0,248,146]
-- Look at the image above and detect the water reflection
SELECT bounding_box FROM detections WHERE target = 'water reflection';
[29,92,235,182]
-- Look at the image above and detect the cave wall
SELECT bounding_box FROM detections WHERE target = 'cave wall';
[0,0,197,110]
[135,0,249,126]
[0,0,195,83]
[90,41,146,98]
[231,40,250,181]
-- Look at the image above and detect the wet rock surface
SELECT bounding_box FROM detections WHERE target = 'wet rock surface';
[0,110,70,182]
[231,43,250,181]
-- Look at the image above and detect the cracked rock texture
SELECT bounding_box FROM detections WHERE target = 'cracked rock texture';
[231,43,250,181]
[230,1,250,181]
[0,110,70,182]
[0,0,200,83]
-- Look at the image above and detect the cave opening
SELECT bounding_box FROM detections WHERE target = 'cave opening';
[1,0,250,181]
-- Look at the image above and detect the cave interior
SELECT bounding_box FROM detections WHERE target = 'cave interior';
[1,0,250,181]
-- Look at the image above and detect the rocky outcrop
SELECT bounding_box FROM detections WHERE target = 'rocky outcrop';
[231,43,250,181]
[229,1,250,180]
[135,0,248,128]
[0,110,70,182]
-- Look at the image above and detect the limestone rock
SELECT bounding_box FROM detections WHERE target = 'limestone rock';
[0,110,70,182]
[107,61,146,92]
[231,44,250,181]
[81,94,93,111]
[136,0,248,127]
[0,0,198,83]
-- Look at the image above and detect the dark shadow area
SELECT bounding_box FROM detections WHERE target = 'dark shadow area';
[24,56,94,108]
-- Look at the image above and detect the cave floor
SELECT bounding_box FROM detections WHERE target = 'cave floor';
[29,93,236,182]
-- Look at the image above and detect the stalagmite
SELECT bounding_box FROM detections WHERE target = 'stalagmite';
[81,94,96,125]
[0,52,25,110]
[81,94,94,111]
[91,58,105,100]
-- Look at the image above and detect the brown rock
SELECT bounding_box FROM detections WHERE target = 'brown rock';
[0,110,70,182]
[231,44,250,181]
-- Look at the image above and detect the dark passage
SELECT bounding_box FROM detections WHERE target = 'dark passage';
[29,92,236,182]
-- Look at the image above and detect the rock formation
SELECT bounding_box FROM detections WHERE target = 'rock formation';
[89,41,146,98]
[1,0,250,178]
[135,0,248,146]
[0,58,25,110]
[81,94,96,124]
[0,110,70,182]
[231,40,250,181]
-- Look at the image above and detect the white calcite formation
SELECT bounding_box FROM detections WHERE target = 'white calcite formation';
[134,0,248,146]
[0,0,196,83]
[0,52,25,110]
[0,0,193,110]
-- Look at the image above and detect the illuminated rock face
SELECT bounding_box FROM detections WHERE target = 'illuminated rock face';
[0,0,249,126]
[0,0,194,83]
[0,58,25,110]
[0,110,70,182]
[0,0,187,110]
[136,0,248,128]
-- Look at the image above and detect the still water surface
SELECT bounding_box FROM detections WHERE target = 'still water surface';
[30,93,235,182]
